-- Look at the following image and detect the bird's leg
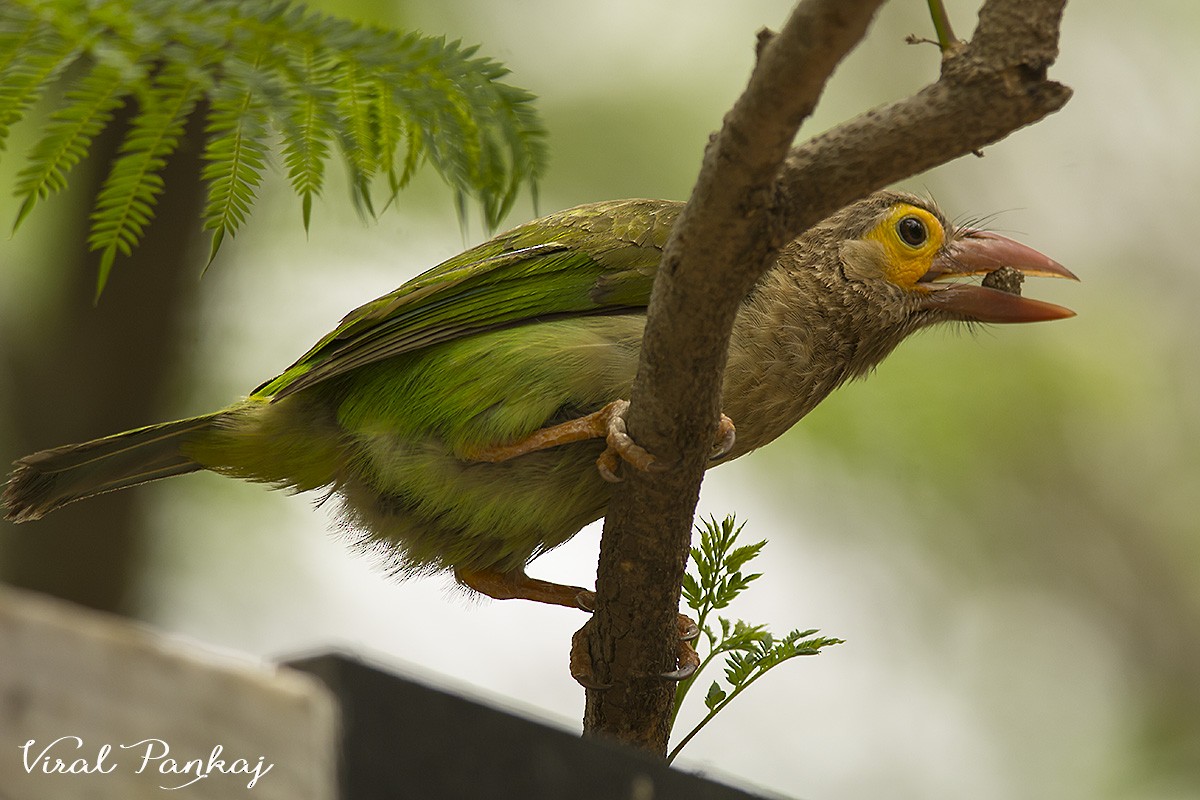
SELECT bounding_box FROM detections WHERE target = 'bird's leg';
[463,399,656,477]
[455,566,700,685]
[465,399,737,483]
[454,566,591,609]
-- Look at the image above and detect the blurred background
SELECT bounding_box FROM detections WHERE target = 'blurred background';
[2,1,1197,798]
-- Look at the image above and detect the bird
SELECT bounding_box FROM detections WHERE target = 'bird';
[2,190,1075,619]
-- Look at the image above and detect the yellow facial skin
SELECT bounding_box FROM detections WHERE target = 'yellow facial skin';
[864,203,946,289]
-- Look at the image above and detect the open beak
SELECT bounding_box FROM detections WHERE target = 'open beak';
[918,230,1078,323]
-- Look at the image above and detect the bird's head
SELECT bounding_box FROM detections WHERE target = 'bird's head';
[821,190,1077,328]
[727,191,1076,448]
[726,191,1076,450]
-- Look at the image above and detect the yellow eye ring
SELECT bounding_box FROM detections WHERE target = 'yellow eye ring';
[864,203,946,288]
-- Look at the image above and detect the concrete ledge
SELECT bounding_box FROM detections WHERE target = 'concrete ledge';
[0,585,339,800]
[0,585,774,800]
[290,653,769,800]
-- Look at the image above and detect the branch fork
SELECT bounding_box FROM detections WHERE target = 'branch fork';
[582,0,1070,754]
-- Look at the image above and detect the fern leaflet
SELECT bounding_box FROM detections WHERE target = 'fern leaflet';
[12,60,140,232]
[87,63,200,297]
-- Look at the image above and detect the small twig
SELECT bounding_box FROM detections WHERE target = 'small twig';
[666,667,766,764]
[755,28,777,61]
[927,0,961,52]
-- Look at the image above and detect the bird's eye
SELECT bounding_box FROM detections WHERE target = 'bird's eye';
[896,215,928,248]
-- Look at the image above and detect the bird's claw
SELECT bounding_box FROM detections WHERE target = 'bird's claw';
[570,612,703,686]
[676,613,700,642]
[661,643,701,681]
[596,401,737,482]
[662,614,701,681]
[574,589,596,612]
[596,399,662,483]
[711,413,736,461]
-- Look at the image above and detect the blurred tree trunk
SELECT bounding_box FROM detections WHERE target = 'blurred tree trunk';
[0,109,206,615]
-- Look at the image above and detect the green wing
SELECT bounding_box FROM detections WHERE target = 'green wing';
[254,198,680,400]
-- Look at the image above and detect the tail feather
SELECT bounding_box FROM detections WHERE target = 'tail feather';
[3,414,220,523]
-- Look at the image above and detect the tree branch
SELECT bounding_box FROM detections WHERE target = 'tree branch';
[581,0,1069,754]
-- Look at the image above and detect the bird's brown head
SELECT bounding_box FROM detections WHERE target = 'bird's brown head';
[822,190,1077,329]
[723,191,1076,453]
[733,191,1077,409]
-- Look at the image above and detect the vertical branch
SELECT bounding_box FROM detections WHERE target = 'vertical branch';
[580,0,888,752]
[579,0,1069,755]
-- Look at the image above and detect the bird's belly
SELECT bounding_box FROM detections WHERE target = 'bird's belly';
[321,316,643,574]
[336,434,614,576]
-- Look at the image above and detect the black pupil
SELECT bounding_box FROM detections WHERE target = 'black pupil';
[897,216,927,247]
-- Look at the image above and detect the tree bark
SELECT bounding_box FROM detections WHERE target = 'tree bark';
[581,0,1070,754]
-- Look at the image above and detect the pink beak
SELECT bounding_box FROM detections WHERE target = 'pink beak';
[918,230,1078,323]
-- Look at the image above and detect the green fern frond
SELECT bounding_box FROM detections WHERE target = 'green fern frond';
[371,75,404,201]
[280,43,335,232]
[12,60,140,232]
[201,56,273,266]
[335,57,378,218]
[0,5,38,78]
[2,0,548,294]
[400,115,423,190]
[87,62,200,297]
[0,18,78,153]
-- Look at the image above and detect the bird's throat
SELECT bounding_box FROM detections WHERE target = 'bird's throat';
[718,266,909,458]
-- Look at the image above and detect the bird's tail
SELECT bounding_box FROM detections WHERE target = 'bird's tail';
[2,413,224,523]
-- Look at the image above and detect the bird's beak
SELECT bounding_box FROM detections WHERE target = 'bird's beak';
[917,230,1078,323]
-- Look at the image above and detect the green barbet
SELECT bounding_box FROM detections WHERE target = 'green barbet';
[3,191,1075,609]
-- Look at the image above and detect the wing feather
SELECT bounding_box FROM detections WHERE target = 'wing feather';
[255,199,679,399]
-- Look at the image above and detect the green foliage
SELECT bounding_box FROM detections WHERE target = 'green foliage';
[669,515,843,764]
[0,0,547,295]
[86,60,200,296]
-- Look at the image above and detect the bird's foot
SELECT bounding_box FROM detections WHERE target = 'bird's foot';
[664,614,702,681]
[595,399,661,482]
[711,413,736,461]
[569,609,701,687]
[595,402,736,483]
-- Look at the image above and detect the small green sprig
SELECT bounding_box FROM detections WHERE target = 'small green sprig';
[668,515,843,764]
